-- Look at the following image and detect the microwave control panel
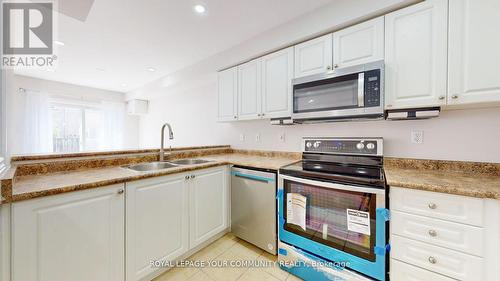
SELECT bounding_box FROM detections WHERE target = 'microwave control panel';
[364,69,381,107]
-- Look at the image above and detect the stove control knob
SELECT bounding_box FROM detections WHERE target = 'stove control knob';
[306,141,312,148]
[356,142,365,150]
[366,143,375,150]
[313,141,321,148]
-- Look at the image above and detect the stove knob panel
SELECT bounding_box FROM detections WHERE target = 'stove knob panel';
[356,142,365,150]
[366,143,375,150]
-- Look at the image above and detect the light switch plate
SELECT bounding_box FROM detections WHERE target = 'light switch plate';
[239,134,245,141]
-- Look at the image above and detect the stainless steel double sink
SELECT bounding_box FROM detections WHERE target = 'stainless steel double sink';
[125,159,212,172]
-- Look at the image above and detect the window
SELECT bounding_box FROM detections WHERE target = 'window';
[21,90,126,154]
[50,104,103,153]
[49,99,126,153]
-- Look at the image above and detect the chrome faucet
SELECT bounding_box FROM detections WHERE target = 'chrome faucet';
[159,123,174,162]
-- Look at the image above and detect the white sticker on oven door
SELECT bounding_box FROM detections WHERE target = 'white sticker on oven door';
[346,209,370,235]
[286,193,307,231]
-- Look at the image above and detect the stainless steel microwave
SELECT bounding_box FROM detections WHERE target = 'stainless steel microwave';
[292,60,384,122]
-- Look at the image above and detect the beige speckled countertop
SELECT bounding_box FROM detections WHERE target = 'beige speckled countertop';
[9,153,299,202]
[4,149,500,203]
[384,158,500,200]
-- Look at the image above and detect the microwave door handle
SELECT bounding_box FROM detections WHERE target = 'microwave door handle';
[358,72,365,107]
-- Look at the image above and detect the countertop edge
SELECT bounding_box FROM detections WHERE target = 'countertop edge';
[387,181,500,200]
[10,162,229,202]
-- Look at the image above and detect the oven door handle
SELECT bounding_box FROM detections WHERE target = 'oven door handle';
[357,72,365,107]
[279,174,385,195]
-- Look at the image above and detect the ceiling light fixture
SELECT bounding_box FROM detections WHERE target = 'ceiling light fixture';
[54,40,65,46]
[193,4,206,14]
[147,67,156,72]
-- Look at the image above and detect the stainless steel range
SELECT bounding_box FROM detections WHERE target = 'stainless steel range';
[277,137,389,281]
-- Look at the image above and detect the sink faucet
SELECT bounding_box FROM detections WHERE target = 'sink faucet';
[160,123,174,161]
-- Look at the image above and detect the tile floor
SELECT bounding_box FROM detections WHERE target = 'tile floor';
[154,233,303,281]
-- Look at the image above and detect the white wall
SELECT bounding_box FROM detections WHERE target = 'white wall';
[138,81,229,148]
[139,80,500,163]
[7,75,140,155]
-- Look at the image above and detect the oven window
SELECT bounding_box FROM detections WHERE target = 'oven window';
[293,73,360,113]
[283,179,376,261]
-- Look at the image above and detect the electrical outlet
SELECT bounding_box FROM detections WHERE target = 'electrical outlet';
[411,130,424,144]
[279,133,286,142]
[239,133,245,142]
[255,133,261,142]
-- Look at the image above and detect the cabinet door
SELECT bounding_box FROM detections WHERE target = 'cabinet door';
[12,184,125,281]
[126,174,188,281]
[333,17,384,68]
[294,33,333,78]
[217,67,238,121]
[261,47,294,119]
[238,59,262,120]
[189,167,228,249]
[448,0,500,105]
[384,0,448,110]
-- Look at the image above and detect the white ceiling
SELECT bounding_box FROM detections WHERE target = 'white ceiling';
[15,0,334,92]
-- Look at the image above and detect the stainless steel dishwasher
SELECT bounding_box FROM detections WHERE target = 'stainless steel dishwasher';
[231,166,277,255]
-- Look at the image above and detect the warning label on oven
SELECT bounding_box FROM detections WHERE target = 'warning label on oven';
[346,209,370,235]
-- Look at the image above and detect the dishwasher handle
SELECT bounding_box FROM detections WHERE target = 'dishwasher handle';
[232,171,275,183]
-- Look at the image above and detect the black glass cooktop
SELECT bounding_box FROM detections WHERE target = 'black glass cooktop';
[280,160,385,188]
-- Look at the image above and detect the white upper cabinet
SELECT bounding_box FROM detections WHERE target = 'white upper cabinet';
[126,174,189,281]
[217,67,238,121]
[261,47,294,119]
[384,0,448,110]
[448,0,500,106]
[238,59,262,120]
[12,185,125,281]
[294,33,333,78]
[333,17,384,68]
[189,167,228,249]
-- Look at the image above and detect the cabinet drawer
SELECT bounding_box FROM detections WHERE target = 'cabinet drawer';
[390,187,483,226]
[391,211,483,256]
[391,235,483,280]
[391,259,456,281]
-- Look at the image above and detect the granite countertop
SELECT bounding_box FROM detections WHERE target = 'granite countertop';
[9,153,299,202]
[4,149,500,203]
[384,158,500,200]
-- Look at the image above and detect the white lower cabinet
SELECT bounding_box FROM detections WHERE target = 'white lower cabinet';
[390,187,500,281]
[126,173,189,281]
[189,166,229,249]
[11,184,125,281]
[10,166,229,281]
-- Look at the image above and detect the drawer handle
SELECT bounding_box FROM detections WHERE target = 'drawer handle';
[428,256,437,264]
[428,203,437,209]
[428,229,437,237]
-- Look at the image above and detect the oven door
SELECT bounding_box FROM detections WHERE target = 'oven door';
[292,61,383,120]
[278,174,388,281]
